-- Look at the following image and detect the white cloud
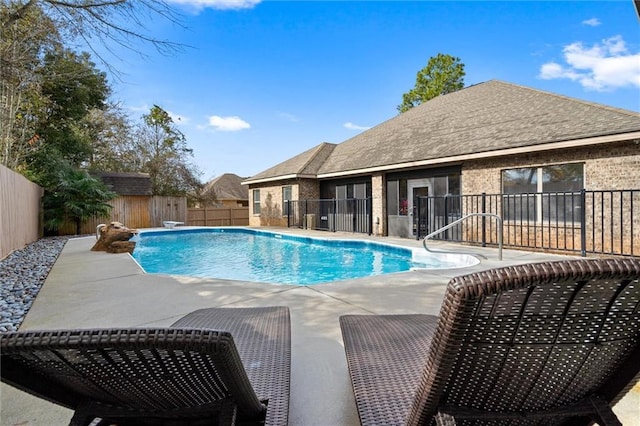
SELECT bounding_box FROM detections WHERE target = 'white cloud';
[167,0,261,11]
[344,122,371,131]
[208,115,251,131]
[539,35,640,91]
[582,18,601,27]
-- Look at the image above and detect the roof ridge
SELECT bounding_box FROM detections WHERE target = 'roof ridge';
[298,142,336,174]
[485,80,640,116]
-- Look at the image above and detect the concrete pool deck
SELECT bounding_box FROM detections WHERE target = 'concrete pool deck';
[2,227,639,425]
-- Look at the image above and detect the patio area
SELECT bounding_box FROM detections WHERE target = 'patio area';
[2,227,638,425]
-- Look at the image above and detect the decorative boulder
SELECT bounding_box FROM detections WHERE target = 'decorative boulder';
[107,241,137,254]
[91,222,138,254]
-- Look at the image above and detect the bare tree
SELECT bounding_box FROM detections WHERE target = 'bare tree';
[1,0,186,170]
[2,0,185,75]
[84,103,136,172]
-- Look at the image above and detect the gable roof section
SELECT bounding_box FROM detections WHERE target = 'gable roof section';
[243,142,337,184]
[317,80,640,177]
[205,173,248,200]
[93,172,152,196]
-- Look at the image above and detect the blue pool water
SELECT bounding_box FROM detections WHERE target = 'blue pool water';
[131,228,472,285]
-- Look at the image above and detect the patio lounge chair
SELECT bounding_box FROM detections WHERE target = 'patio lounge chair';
[0,306,290,426]
[340,258,640,425]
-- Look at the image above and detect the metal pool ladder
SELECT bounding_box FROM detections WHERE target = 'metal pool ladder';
[422,213,503,261]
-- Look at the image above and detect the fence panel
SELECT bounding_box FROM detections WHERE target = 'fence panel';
[289,198,372,234]
[585,190,640,256]
[56,195,187,235]
[58,195,156,235]
[0,165,44,259]
[150,196,187,227]
[187,207,249,226]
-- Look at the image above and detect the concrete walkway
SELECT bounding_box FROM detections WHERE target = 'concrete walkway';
[2,228,639,425]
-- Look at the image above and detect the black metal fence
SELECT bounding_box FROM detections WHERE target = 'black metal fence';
[287,198,372,234]
[416,190,639,257]
[286,190,638,257]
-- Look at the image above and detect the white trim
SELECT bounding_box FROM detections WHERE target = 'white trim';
[317,132,640,179]
[242,174,317,185]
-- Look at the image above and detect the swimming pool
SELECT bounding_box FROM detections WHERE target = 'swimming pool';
[131,228,478,285]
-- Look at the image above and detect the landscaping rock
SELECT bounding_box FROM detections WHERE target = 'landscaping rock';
[0,237,68,332]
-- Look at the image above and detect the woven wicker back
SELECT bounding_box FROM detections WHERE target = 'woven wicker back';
[1,328,266,423]
[407,258,640,426]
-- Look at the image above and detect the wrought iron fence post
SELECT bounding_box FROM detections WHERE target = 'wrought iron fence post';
[367,197,373,235]
[481,192,487,247]
[416,197,421,240]
[580,189,586,257]
[444,194,449,240]
[333,199,337,232]
[304,199,308,229]
[352,198,356,232]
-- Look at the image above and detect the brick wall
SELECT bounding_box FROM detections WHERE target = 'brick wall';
[371,173,385,236]
[248,178,320,227]
[462,140,640,194]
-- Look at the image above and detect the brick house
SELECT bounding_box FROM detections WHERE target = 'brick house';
[242,80,640,251]
[203,173,249,208]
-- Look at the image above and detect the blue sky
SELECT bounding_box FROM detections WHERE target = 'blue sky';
[100,1,640,181]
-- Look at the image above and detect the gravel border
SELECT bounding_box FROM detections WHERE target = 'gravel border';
[0,237,69,332]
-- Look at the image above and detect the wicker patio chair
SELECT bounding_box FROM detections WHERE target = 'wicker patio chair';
[1,306,290,426]
[340,258,640,426]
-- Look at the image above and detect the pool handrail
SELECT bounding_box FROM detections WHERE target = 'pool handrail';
[422,213,503,261]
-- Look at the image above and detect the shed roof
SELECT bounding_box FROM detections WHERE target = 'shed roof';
[244,142,336,184]
[93,172,152,196]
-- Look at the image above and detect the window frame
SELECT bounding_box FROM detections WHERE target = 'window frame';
[501,163,584,224]
[282,185,292,216]
[252,189,261,215]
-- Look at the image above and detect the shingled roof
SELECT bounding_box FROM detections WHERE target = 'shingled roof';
[93,172,152,196]
[205,173,248,201]
[244,142,336,184]
[246,80,640,182]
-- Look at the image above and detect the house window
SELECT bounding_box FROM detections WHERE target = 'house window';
[387,179,408,215]
[387,181,399,215]
[336,183,367,214]
[502,163,584,223]
[336,185,348,199]
[252,189,261,215]
[282,186,292,216]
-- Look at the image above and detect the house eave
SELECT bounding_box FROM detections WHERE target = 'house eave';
[317,132,640,179]
[242,174,318,186]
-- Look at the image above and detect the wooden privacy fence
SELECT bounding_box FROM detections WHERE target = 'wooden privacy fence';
[187,207,249,227]
[0,165,44,259]
[57,196,187,235]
